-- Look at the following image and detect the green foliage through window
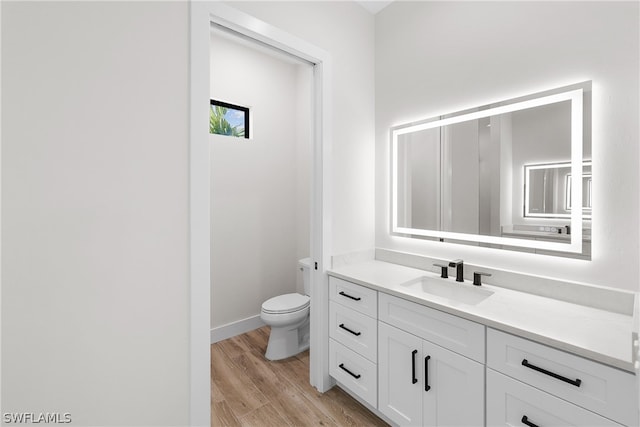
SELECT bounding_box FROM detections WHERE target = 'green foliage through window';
[209,100,249,138]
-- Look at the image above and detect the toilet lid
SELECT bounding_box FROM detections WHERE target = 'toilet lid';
[262,293,310,314]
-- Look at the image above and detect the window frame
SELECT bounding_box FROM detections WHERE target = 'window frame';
[209,99,250,139]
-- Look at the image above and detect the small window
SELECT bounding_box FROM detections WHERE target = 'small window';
[209,100,250,139]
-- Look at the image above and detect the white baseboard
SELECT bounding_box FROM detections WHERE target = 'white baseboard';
[210,315,266,344]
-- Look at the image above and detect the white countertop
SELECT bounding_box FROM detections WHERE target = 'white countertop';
[329,260,635,373]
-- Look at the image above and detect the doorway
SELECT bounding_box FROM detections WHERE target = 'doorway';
[190,3,333,424]
[208,25,313,340]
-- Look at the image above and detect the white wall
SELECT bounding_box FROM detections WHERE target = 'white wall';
[2,2,190,425]
[228,1,376,257]
[209,29,311,329]
[375,2,639,291]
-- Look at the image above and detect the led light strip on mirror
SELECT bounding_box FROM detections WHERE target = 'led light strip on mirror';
[391,84,585,254]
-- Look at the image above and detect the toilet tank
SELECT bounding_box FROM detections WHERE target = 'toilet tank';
[298,258,311,296]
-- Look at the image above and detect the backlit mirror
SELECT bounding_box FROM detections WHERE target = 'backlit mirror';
[391,82,591,258]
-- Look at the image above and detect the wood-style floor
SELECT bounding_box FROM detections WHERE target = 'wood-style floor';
[211,326,389,427]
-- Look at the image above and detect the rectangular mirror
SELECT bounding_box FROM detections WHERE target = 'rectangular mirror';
[391,82,591,258]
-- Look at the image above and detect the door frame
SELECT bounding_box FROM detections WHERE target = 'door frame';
[189,3,333,425]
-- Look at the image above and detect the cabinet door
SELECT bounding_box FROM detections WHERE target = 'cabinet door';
[379,322,423,426]
[422,340,484,427]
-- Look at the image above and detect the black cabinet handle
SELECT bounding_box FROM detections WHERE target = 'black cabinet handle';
[339,323,361,336]
[411,350,418,384]
[339,291,361,301]
[521,415,539,427]
[521,359,582,387]
[424,355,431,391]
[338,363,360,379]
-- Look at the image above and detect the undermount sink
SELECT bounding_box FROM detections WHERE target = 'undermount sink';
[400,276,494,305]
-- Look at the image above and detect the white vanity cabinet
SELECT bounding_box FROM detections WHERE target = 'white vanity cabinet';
[326,271,637,427]
[487,328,637,426]
[378,293,485,427]
[328,277,378,408]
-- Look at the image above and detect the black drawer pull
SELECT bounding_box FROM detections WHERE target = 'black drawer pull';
[338,363,361,379]
[521,415,539,427]
[522,359,582,387]
[339,291,361,301]
[338,323,361,336]
[411,350,418,384]
[424,355,431,391]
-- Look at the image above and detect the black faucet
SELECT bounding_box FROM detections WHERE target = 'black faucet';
[448,259,464,282]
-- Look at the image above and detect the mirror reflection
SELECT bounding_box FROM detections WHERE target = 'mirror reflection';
[392,82,591,258]
[524,162,592,219]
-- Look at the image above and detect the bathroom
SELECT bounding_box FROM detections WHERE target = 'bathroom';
[204,1,639,426]
[1,1,638,426]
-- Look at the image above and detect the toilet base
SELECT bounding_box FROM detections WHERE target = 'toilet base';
[264,317,310,361]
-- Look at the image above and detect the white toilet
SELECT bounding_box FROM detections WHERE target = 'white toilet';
[260,258,311,361]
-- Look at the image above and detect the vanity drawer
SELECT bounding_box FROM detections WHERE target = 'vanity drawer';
[487,369,622,427]
[378,292,485,363]
[329,301,377,362]
[329,338,377,408]
[329,276,377,317]
[487,328,637,426]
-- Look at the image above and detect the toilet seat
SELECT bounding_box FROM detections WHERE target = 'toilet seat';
[261,293,310,314]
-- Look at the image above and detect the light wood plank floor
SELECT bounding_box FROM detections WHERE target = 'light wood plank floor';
[211,326,389,427]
